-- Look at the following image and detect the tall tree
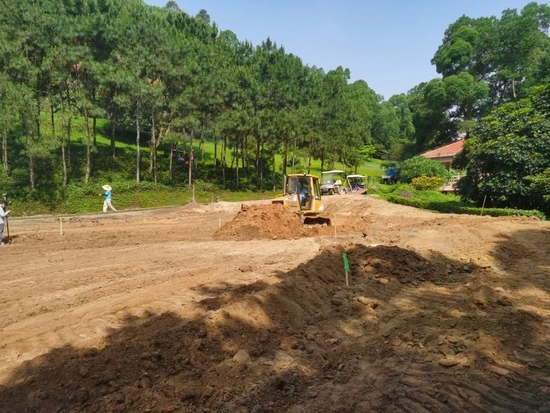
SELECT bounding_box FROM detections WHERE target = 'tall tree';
[458,85,550,215]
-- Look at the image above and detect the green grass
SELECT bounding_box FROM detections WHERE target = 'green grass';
[8,184,280,217]
[376,183,546,220]
[7,114,386,216]
[196,140,384,179]
[11,121,544,220]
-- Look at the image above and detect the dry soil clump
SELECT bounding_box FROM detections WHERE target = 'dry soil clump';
[214,203,307,240]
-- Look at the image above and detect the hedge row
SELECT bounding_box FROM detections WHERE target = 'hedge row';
[386,195,546,220]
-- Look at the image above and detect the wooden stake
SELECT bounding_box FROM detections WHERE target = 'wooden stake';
[480,195,487,216]
[59,218,64,236]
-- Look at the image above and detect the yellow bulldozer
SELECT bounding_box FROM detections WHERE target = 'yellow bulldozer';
[272,173,331,225]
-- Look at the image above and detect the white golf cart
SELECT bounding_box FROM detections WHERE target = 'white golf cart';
[346,174,367,194]
[320,170,346,195]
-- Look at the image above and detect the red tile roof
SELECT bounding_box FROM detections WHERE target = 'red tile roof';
[421,136,465,159]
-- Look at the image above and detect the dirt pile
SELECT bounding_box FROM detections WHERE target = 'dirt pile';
[1,196,550,412]
[214,203,307,240]
[3,242,550,412]
[351,244,475,285]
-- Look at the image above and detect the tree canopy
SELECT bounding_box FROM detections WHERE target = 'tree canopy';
[457,85,550,215]
[1,0,549,217]
[390,2,550,157]
[0,0,383,193]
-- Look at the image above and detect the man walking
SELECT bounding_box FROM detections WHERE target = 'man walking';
[102,184,117,213]
[0,199,10,245]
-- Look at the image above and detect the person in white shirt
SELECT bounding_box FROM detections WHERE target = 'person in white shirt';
[0,199,10,245]
[101,184,117,213]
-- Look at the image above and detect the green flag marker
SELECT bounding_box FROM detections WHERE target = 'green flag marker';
[343,253,350,272]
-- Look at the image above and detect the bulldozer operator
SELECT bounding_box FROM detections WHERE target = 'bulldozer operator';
[298,178,309,207]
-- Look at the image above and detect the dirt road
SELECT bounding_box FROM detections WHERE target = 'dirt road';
[1,195,549,412]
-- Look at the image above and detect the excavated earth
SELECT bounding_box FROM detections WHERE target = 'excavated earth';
[1,194,550,412]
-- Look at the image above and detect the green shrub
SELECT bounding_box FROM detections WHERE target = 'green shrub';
[411,175,446,190]
[386,195,545,219]
[398,156,451,183]
[397,189,414,198]
[193,179,220,194]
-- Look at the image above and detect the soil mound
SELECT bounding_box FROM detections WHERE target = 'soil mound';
[214,203,306,240]
[4,244,545,413]
[3,194,550,412]
[181,201,208,213]
[351,244,473,285]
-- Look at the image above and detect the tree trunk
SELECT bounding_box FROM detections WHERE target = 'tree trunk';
[307,134,313,174]
[188,153,192,190]
[35,90,41,142]
[188,129,194,190]
[110,103,117,159]
[169,142,174,183]
[282,141,288,177]
[92,88,97,147]
[61,137,67,187]
[259,141,264,192]
[243,135,248,172]
[235,140,239,190]
[151,110,157,183]
[2,127,8,175]
[230,142,235,169]
[29,153,35,189]
[291,133,297,174]
[214,136,218,169]
[200,120,205,162]
[50,104,62,185]
[92,116,97,146]
[59,91,68,186]
[136,109,141,183]
[272,151,277,191]
[255,137,260,177]
[222,134,226,188]
[84,108,91,184]
[51,104,56,144]
[65,87,71,164]
[149,117,154,174]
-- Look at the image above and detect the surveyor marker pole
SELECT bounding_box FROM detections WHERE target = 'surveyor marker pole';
[480,195,487,216]
[59,218,63,236]
[343,252,350,287]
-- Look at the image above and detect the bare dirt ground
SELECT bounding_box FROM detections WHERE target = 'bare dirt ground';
[1,194,550,413]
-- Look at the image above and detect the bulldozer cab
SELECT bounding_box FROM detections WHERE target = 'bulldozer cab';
[272,174,329,224]
[285,174,321,212]
[285,175,321,211]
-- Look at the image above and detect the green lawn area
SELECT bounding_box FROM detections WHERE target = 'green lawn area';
[11,116,386,216]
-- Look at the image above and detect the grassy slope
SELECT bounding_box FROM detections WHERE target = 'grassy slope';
[8,117,384,216]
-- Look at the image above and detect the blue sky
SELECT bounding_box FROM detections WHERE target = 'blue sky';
[144,0,536,100]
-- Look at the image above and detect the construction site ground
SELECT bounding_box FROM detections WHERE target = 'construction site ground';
[1,194,549,412]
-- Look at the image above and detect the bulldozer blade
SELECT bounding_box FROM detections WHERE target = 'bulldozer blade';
[303,216,332,226]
